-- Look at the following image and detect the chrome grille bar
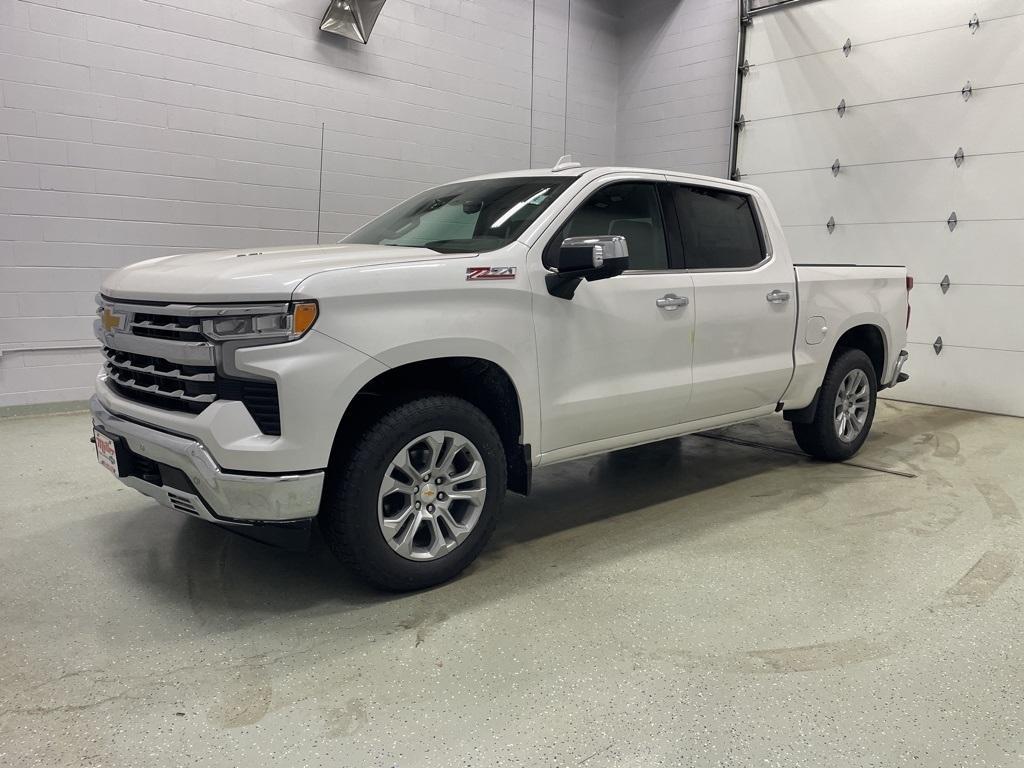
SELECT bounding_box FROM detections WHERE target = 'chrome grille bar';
[95,320,215,366]
[98,295,289,318]
[105,367,217,403]
[130,319,202,334]
[102,349,215,382]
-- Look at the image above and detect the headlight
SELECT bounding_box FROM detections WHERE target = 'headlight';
[201,301,318,342]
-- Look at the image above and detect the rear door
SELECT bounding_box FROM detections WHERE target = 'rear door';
[666,182,797,420]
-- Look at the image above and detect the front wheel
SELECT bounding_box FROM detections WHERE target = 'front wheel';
[792,347,877,461]
[319,395,506,591]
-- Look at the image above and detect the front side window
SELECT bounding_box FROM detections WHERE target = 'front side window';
[547,182,669,270]
[344,177,571,254]
[671,186,765,270]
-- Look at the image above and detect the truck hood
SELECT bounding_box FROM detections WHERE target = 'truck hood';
[101,243,459,302]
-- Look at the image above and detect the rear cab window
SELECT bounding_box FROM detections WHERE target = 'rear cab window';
[669,185,766,270]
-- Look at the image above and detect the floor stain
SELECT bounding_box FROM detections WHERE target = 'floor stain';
[914,431,962,460]
[944,550,1017,606]
[743,638,889,673]
[326,698,367,738]
[974,481,1021,525]
[209,665,273,728]
[397,611,449,648]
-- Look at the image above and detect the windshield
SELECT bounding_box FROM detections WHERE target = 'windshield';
[342,177,572,254]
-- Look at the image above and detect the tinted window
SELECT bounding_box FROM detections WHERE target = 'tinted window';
[672,186,764,270]
[345,177,571,254]
[549,182,669,271]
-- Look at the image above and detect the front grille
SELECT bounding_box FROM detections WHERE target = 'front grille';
[103,348,217,412]
[98,298,282,435]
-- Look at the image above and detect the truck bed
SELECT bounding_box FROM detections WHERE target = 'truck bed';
[782,264,910,411]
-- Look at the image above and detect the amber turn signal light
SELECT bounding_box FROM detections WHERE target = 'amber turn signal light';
[292,301,318,336]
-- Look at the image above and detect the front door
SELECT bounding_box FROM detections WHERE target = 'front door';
[529,178,695,455]
[666,182,797,420]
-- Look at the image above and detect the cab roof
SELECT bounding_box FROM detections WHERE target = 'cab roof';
[457,166,759,194]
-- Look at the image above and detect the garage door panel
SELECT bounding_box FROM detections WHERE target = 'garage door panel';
[743,16,1024,120]
[738,85,1024,174]
[746,0,1022,64]
[755,162,953,226]
[888,343,1024,417]
[952,153,1024,221]
[783,220,1024,286]
[906,285,1024,352]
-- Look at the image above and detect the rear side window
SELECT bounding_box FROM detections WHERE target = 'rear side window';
[671,186,765,270]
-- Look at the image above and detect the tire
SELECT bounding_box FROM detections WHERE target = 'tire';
[792,347,877,462]
[319,395,506,591]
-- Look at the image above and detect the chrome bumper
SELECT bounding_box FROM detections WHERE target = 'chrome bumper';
[890,350,910,386]
[90,396,324,524]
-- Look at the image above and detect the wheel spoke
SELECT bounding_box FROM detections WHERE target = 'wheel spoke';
[435,435,461,473]
[450,459,485,485]
[426,516,450,557]
[393,447,421,484]
[435,506,471,542]
[380,475,415,497]
[420,433,444,471]
[446,487,486,505]
[850,408,866,429]
[383,507,420,557]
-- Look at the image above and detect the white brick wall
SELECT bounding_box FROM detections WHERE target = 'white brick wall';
[617,0,738,177]
[0,0,738,407]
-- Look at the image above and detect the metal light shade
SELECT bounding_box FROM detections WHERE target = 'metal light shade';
[320,0,386,43]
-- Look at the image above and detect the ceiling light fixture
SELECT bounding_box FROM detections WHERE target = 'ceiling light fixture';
[320,0,387,44]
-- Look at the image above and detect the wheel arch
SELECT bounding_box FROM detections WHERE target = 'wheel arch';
[832,323,886,381]
[784,322,887,424]
[331,354,533,495]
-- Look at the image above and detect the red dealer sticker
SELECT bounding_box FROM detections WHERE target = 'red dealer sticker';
[466,267,517,281]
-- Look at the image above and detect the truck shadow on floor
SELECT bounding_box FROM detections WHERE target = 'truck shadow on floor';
[111,403,985,627]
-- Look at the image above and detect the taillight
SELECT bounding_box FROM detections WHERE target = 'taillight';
[906,275,913,328]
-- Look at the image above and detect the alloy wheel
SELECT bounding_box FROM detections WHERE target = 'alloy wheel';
[377,430,487,561]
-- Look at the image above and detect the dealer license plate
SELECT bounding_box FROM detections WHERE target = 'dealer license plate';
[94,429,119,476]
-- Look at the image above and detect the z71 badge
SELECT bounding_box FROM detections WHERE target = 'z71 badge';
[466,266,517,281]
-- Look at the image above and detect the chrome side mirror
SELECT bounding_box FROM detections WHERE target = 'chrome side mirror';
[546,235,631,300]
[555,235,630,274]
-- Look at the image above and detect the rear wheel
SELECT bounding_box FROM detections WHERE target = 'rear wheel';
[792,347,877,461]
[320,395,506,591]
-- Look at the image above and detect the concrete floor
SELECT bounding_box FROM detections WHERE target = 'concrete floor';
[1,401,1022,767]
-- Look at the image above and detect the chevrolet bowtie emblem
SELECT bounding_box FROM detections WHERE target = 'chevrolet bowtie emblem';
[100,307,123,332]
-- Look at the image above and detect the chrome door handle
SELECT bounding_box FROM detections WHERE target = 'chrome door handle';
[656,294,689,310]
[766,289,791,303]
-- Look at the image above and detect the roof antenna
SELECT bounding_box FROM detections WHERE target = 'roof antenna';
[551,154,581,172]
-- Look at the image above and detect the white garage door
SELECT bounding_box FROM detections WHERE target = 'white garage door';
[736,0,1024,417]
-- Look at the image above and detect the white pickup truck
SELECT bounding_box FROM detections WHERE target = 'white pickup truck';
[91,162,911,589]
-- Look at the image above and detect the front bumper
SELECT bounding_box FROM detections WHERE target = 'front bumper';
[91,396,324,524]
